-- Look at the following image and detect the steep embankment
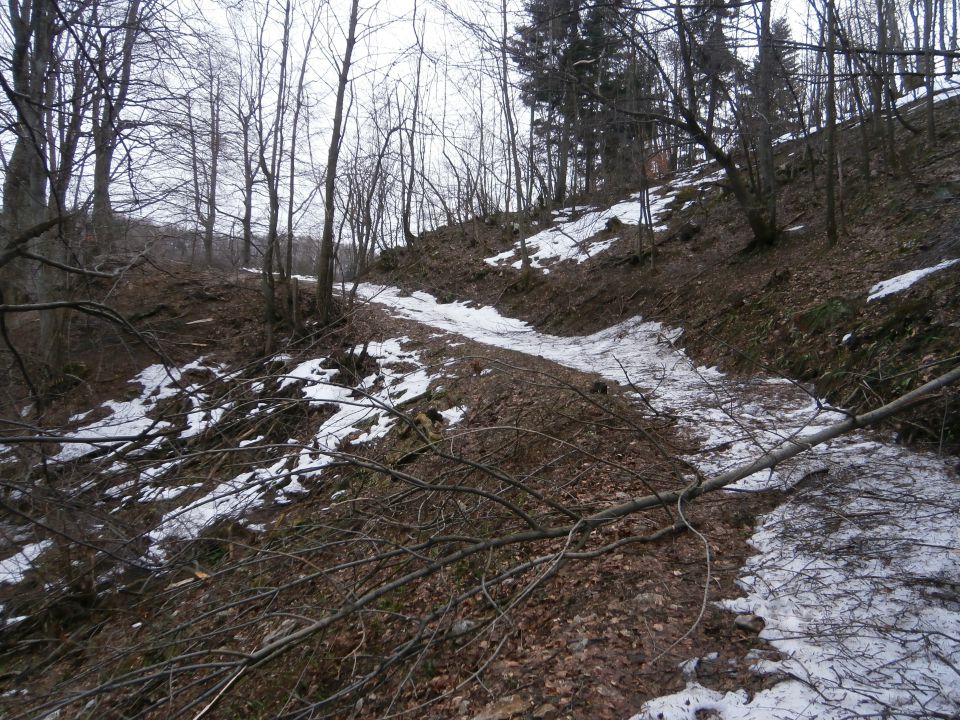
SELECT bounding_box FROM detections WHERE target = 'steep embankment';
[0,267,786,720]
[367,95,960,452]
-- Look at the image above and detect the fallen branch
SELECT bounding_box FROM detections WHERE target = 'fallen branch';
[591,363,960,523]
[13,361,959,720]
[158,365,960,715]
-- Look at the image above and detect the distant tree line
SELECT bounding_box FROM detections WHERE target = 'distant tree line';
[509,0,957,247]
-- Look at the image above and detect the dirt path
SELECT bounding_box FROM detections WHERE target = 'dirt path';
[354,283,960,720]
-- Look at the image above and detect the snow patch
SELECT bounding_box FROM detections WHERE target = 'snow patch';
[441,405,468,426]
[50,358,228,463]
[867,258,958,302]
[0,541,53,585]
[143,338,456,560]
[484,171,717,272]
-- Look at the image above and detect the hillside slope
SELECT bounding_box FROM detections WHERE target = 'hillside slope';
[0,269,786,719]
[1,97,959,720]
[368,95,960,452]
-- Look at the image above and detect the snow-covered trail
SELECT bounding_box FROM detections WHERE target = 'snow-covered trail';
[355,283,960,720]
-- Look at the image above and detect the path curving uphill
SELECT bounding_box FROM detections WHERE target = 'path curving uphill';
[355,283,960,720]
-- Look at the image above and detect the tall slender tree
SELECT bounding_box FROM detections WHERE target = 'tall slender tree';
[91,0,147,253]
[316,0,360,323]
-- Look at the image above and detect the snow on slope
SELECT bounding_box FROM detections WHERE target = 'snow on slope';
[144,337,451,559]
[484,168,724,273]
[51,358,228,463]
[775,75,960,145]
[867,258,959,302]
[484,68,959,275]
[0,338,464,572]
[355,283,960,720]
[0,541,53,586]
[354,283,840,489]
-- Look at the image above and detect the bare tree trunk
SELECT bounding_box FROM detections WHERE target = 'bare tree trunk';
[835,25,872,180]
[187,95,203,258]
[38,53,79,375]
[186,53,222,269]
[2,0,61,372]
[3,0,54,266]
[924,0,936,141]
[675,0,697,119]
[949,0,958,76]
[554,109,571,205]
[316,0,360,324]
[91,0,142,253]
[284,19,316,330]
[636,137,655,264]
[255,0,293,353]
[401,6,423,247]
[756,0,778,237]
[826,0,839,245]
[204,54,221,267]
[237,93,257,268]
[500,0,530,280]
[874,0,892,162]
[889,0,912,90]
[526,103,535,209]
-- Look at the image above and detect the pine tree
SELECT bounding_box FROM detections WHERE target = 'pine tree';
[512,0,653,198]
[745,17,803,139]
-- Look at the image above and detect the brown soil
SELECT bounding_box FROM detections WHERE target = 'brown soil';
[0,262,267,430]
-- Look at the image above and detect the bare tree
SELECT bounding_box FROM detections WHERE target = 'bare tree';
[755,0,778,238]
[283,10,320,331]
[924,0,937,140]
[499,0,532,280]
[2,0,91,374]
[185,45,224,266]
[316,0,360,324]
[227,27,262,269]
[400,4,424,247]
[826,0,839,245]
[90,0,145,253]
[2,0,57,312]
[252,0,294,352]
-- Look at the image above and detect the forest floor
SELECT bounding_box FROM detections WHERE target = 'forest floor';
[0,96,959,720]
[0,267,788,719]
